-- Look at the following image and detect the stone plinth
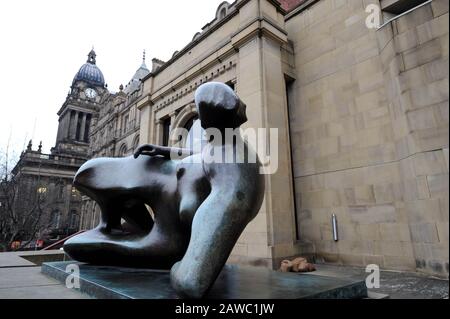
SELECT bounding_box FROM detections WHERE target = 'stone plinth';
[42,262,367,299]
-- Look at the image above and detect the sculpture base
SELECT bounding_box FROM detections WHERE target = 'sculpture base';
[42,262,367,299]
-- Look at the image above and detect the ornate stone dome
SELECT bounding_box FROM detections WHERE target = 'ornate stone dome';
[73,49,105,87]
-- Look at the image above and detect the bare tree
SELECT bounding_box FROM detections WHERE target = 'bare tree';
[0,143,51,252]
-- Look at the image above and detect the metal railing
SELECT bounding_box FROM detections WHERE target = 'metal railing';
[42,230,86,251]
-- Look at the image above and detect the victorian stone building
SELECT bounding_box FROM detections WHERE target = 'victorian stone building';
[78,53,151,230]
[133,0,448,278]
[9,141,85,242]
[10,49,151,242]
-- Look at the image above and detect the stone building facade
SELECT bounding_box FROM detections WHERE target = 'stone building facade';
[9,49,151,241]
[9,142,85,241]
[133,0,448,277]
[17,0,446,277]
[78,53,151,230]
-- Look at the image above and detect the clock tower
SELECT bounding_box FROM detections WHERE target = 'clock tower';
[52,49,108,159]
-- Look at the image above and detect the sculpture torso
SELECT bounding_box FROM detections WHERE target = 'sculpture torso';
[176,154,211,230]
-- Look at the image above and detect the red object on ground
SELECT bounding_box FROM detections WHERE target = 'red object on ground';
[11,241,21,250]
[36,240,44,249]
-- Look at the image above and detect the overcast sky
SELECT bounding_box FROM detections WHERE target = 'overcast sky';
[0,0,225,157]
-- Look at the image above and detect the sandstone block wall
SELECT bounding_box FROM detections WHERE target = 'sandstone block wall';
[285,0,448,277]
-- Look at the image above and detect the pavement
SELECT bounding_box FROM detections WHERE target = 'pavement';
[0,250,69,267]
[0,250,91,299]
[0,266,91,299]
[0,251,447,299]
[311,263,449,299]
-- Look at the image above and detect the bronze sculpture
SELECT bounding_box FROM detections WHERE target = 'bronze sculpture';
[64,82,265,299]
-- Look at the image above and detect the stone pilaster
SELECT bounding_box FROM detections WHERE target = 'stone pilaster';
[229,0,300,268]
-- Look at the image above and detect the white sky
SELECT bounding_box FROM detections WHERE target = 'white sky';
[0,0,225,156]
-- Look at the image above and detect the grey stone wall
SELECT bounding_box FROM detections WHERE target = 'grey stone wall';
[285,0,448,277]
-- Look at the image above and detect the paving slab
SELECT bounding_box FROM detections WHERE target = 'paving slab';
[0,250,67,268]
[0,252,35,268]
[0,266,90,299]
[312,263,449,299]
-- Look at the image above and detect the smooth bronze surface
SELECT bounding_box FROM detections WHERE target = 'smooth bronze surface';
[64,82,265,298]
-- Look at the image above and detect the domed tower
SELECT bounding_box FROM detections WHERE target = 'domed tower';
[72,49,105,88]
[52,49,109,158]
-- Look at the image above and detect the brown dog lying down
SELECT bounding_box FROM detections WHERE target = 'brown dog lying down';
[279,257,316,273]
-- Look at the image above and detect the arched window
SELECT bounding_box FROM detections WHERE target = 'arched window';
[184,115,198,132]
[185,116,206,153]
[119,144,128,157]
[216,2,230,21]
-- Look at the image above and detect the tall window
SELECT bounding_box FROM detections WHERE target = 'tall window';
[51,210,61,228]
[57,182,65,200]
[69,210,79,229]
[162,118,171,147]
[124,115,129,133]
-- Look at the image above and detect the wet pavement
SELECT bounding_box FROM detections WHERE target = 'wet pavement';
[311,263,449,299]
[0,251,448,299]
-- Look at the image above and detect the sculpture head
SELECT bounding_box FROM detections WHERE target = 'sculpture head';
[195,82,247,130]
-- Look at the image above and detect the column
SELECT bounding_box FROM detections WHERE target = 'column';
[56,118,63,143]
[229,0,298,268]
[70,111,79,140]
[136,96,154,144]
[169,111,178,146]
[79,113,87,142]
[155,119,164,145]
[65,112,72,140]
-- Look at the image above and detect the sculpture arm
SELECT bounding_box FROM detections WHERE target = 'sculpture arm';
[170,164,265,298]
[134,144,193,160]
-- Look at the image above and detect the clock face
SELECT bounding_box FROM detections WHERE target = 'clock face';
[85,88,97,99]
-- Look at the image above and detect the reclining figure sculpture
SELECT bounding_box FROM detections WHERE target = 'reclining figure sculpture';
[64,82,265,299]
